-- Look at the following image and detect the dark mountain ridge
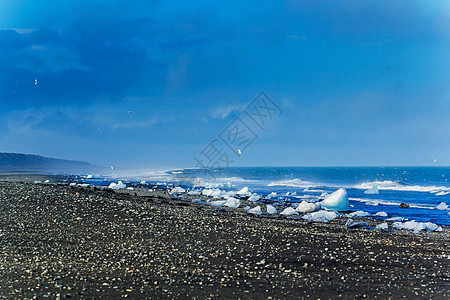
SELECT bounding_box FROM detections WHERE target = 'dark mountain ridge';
[0,152,101,173]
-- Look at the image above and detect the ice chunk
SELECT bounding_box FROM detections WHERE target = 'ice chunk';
[169,187,186,194]
[267,192,278,199]
[108,181,126,190]
[210,200,227,207]
[243,206,251,211]
[86,174,93,179]
[375,222,389,231]
[302,210,338,223]
[224,197,240,208]
[346,211,370,217]
[373,211,388,217]
[248,194,261,202]
[187,190,201,195]
[345,218,368,229]
[127,187,134,190]
[280,207,298,216]
[202,188,222,198]
[392,220,442,234]
[364,185,379,194]
[236,187,252,197]
[436,202,448,210]
[296,201,320,213]
[386,216,404,222]
[44,180,50,183]
[140,180,147,185]
[34,181,42,184]
[69,183,76,186]
[266,204,277,214]
[319,188,349,211]
[247,206,262,215]
[78,184,89,187]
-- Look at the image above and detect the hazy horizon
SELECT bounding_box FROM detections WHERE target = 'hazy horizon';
[1,1,449,169]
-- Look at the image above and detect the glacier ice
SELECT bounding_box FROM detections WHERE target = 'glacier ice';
[345,218,368,229]
[436,202,448,210]
[169,187,186,194]
[386,216,405,222]
[267,192,278,199]
[375,222,389,231]
[280,207,298,216]
[296,201,320,213]
[224,197,240,208]
[373,211,388,217]
[236,187,252,197]
[109,181,126,190]
[346,211,370,217]
[393,220,443,234]
[319,188,349,211]
[210,200,227,207]
[302,210,338,223]
[364,185,379,194]
[248,194,261,202]
[248,206,262,215]
[266,204,277,214]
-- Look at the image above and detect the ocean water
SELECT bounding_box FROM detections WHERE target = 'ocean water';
[81,167,450,226]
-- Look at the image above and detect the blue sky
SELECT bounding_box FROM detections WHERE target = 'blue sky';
[1,0,449,168]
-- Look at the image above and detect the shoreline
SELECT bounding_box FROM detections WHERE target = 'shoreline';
[0,175,449,298]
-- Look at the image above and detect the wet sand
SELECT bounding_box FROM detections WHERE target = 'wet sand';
[0,176,449,299]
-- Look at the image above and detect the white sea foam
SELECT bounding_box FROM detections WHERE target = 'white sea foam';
[268,178,315,188]
[354,180,450,194]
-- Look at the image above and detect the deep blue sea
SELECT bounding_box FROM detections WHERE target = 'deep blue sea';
[79,167,450,226]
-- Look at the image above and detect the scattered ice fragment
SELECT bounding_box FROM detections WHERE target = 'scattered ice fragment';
[108,181,126,190]
[436,202,448,210]
[127,187,134,191]
[170,187,186,194]
[296,201,320,213]
[69,183,76,186]
[393,221,442,234]
[373,211,388,217]
[224,197,240,208]
[247,206,262,215]
[248,194,261,202]
[78,184,89,187]
[210,200,227,207]
[236,187,252,197]
[86,174,93,179]
[187,190,201,196]
[364,185,379,194]
[34,181,42,184]
[346,211,370,217]
[280,207,298,216]
[44,180,50,183]
[267,192,278,198]
[140,180,147,185]
[375,222,389,231]
[243,206,251,211]
[386,217,404,222]
[345,218,368,229]
[266,204,277,214]
[302,210,338,223]
[319,188,349,211]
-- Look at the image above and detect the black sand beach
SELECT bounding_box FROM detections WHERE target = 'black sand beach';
[0,176,449,299]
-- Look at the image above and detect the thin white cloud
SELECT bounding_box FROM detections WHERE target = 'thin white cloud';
[3,28,36,34]
[210,104,243,119]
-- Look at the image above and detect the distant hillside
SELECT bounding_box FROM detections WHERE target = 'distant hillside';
[0,152,102,173]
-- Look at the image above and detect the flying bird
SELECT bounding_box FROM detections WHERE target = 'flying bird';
[237,148,242,155]
[110,165,115,170]
[34,78,38,85]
